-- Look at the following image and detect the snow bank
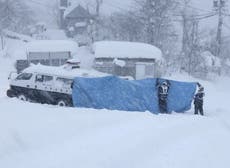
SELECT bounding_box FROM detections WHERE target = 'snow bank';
[0,57,15,97]
[0,96,230,168]
[5,38,27,60]
[93,41,162,60]
[0,49,6,57]
[41,29,68,40]
[1,40,230,168]
[2,29,33,42]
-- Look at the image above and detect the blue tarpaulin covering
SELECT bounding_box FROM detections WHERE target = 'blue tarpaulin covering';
[72,76,197,114]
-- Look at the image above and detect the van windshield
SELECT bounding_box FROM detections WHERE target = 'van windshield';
[16,73,33,80]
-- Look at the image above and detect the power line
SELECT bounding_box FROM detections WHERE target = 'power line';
[104,1,217,21]
[177,3,215,14]
[173,13,217,22]
[173,11,217,18]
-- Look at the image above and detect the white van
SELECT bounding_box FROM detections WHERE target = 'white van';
[7,64,107,106]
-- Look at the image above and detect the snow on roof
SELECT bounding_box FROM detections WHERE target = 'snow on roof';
[64,3,78,18]
[26,40,79,54]
[23,64,108,79]
[201,51,221,67]
[93,41,162,60]
[64,3,90,18]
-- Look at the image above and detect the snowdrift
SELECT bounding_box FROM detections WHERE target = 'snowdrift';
[72,76,197,113]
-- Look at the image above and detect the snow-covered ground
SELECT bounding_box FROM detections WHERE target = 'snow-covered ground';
[1,41,230,168]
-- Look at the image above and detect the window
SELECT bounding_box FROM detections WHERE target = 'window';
[31,60,40,65]
[16,73,33,80]
[55,77,73,88]
[43,75,53,82]
[35,75,53,83]
[28,52,49,60]
[51,59,60,66]
[40,59,50,65]
[35,74,43,82]
[61,59,67,65]
[50,52,70,59]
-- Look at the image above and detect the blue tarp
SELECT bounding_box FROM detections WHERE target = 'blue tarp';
[72,76,197,114]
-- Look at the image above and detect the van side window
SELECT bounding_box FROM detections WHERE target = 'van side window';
[35,75,43,82]
[16,73,32,80]
[56,77,73,88]
[43,75,53,82]
[35,75,53,83]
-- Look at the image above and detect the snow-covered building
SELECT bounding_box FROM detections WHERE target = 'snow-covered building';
[92,41,163,79]
[16,40,78,72]
[59,0,93,45]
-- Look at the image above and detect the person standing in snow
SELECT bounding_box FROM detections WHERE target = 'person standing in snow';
[194,83,205,116]
[156,79,170,113]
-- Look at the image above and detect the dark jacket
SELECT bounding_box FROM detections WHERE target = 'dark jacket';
[156,79,170,100]
[194,92,205,106]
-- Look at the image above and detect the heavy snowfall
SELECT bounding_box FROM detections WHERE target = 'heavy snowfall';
[1,0,230,168]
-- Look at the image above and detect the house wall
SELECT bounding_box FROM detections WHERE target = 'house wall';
[28,51,71,66]
[65,18,89,36]
[94,58,156,79]
[16,51,72,73]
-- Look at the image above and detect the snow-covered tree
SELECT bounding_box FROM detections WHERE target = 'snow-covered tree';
[135,0,178,48]
[0,0,34,33]
[108,11,143,41]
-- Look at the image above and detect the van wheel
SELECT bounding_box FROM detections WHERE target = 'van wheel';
[57,99,68,107]
[18,94,27,101]
[6,89,15,98]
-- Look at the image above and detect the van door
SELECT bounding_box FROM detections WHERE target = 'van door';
[12,73,33,88]
[55,77,73,94]
[34,74,55,103]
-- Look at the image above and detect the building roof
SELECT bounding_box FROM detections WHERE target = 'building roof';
[64,4,91,19]
[26,40,79,54]
[93,41,162,60]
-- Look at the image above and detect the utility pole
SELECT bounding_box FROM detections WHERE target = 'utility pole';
[214,0,226,57]
[180,0,190,72]
[1,36,4,50]
[0,29,4,50]
[188,18,199,75]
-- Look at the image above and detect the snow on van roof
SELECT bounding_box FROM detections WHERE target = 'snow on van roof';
[26,40,79,54]
[23,64,108,79]
[93,41,162,60]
